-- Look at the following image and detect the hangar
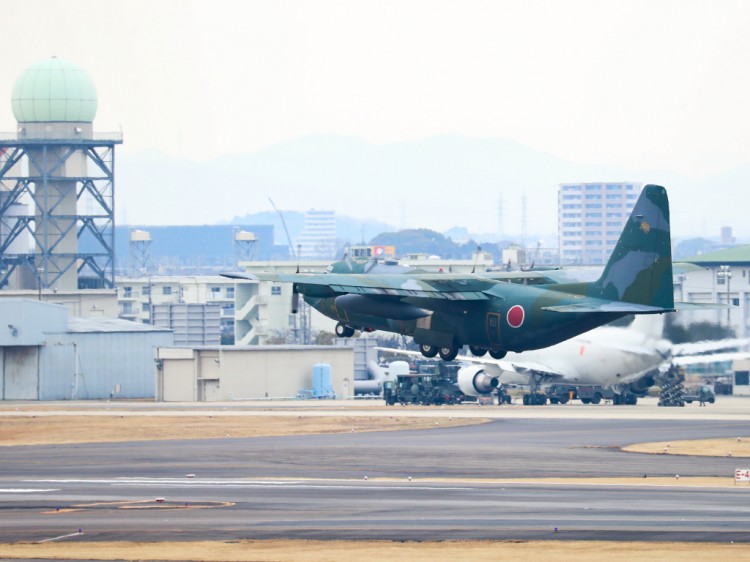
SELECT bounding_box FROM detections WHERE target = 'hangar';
[155,344,355,401]
[0,299,173,400]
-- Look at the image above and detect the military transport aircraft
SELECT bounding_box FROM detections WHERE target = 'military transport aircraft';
[230,184,676,361]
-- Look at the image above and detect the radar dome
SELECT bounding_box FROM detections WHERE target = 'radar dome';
[12,57,97,123]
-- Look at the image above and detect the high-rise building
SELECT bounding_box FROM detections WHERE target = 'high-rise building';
[295,210,337,260]
[558,182,642,265]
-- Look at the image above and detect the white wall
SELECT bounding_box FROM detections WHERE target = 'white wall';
[157,346,354,401]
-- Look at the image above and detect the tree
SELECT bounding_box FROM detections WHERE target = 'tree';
[369,228,493,259]
[673,238,716,260]
[313,331,336,345]
[264,331,290,345]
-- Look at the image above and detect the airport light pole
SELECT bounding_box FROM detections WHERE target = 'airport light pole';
[36,267,44,301]
[717,265,732,329]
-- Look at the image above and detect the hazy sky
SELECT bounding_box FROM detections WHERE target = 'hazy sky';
[2,0,749,234]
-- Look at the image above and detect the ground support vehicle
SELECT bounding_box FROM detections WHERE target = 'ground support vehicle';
[496,386,513,405]
[545,385,639,405]
[384,373,464,406]
[657,365,685,407]
[683,385,716,404]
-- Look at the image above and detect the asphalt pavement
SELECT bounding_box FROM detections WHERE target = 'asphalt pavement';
[2,409,750,543]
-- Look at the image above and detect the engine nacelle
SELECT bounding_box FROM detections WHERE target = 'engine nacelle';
[629,374,656,393]
[457,365,500,396]
[334,294,430,320]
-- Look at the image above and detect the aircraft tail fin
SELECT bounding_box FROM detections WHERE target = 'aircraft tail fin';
[592,184,674,310]
[628,313,666,340]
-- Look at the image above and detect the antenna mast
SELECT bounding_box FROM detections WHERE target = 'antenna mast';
[268,198,296,260]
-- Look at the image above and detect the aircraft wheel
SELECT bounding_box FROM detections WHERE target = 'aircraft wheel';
[488,350,507,360]
[628,395,638,405]
[522,394,530,406]
[535,393,548,405]
[613,394,622,405]
[420,344,438,358]
[469,346,487,357]
[335,322,355,337]
[439,346,459,361]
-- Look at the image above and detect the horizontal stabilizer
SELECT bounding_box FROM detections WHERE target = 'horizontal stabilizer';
[542,301,672,314]
[220,272,257,280]
[674,301,730,310]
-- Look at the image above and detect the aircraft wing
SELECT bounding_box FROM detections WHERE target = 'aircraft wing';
[486,357,566,382]
[375,347,565,382]
[254,272,497,300]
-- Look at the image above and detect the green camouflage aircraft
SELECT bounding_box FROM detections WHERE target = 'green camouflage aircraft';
[242,184,676,361]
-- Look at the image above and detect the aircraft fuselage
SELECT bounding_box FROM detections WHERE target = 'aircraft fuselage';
[306,283,625,353]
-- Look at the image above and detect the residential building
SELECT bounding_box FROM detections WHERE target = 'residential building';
[295,210,337,260]
[116,275,242,343]
[558,182,642,265]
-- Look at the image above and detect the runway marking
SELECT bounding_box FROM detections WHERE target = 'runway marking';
[27,478,471,492]
[0,488,58,493]
[36,531,82,543]
[43,499,234,514]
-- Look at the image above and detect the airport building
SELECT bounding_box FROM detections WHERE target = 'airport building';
[0,299,172,400]
[558,182,642,265]
[116,275,260,345]
[116,224,279,275]
[155,345,354,401]
[676,245,750,339]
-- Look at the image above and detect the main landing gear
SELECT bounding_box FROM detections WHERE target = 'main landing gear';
[419,344,459,361]
[469,347,507,360]
[438,346,459,361]
[334,322,355,338]
[419,344,438,358]
[523,393,548,406]
[522,374,547,406]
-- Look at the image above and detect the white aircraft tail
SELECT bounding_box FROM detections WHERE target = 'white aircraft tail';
[628,314,665,340]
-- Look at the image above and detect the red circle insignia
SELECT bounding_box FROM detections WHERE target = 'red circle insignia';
[506,305,525,328]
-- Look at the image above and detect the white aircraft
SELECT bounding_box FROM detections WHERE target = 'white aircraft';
[377,315,750,405]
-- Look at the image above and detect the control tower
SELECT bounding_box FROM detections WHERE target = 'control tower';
[0,56,122,291]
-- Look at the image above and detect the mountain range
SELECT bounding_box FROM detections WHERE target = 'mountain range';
[116,134,750,243]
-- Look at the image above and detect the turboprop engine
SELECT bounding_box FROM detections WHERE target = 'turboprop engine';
[457,365,500,396]
[333,294,431,321]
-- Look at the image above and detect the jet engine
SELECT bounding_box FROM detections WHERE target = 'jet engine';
[628,374,656,394]
[457,365,500,396]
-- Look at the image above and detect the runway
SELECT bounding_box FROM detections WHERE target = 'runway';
[2,415,750,542]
